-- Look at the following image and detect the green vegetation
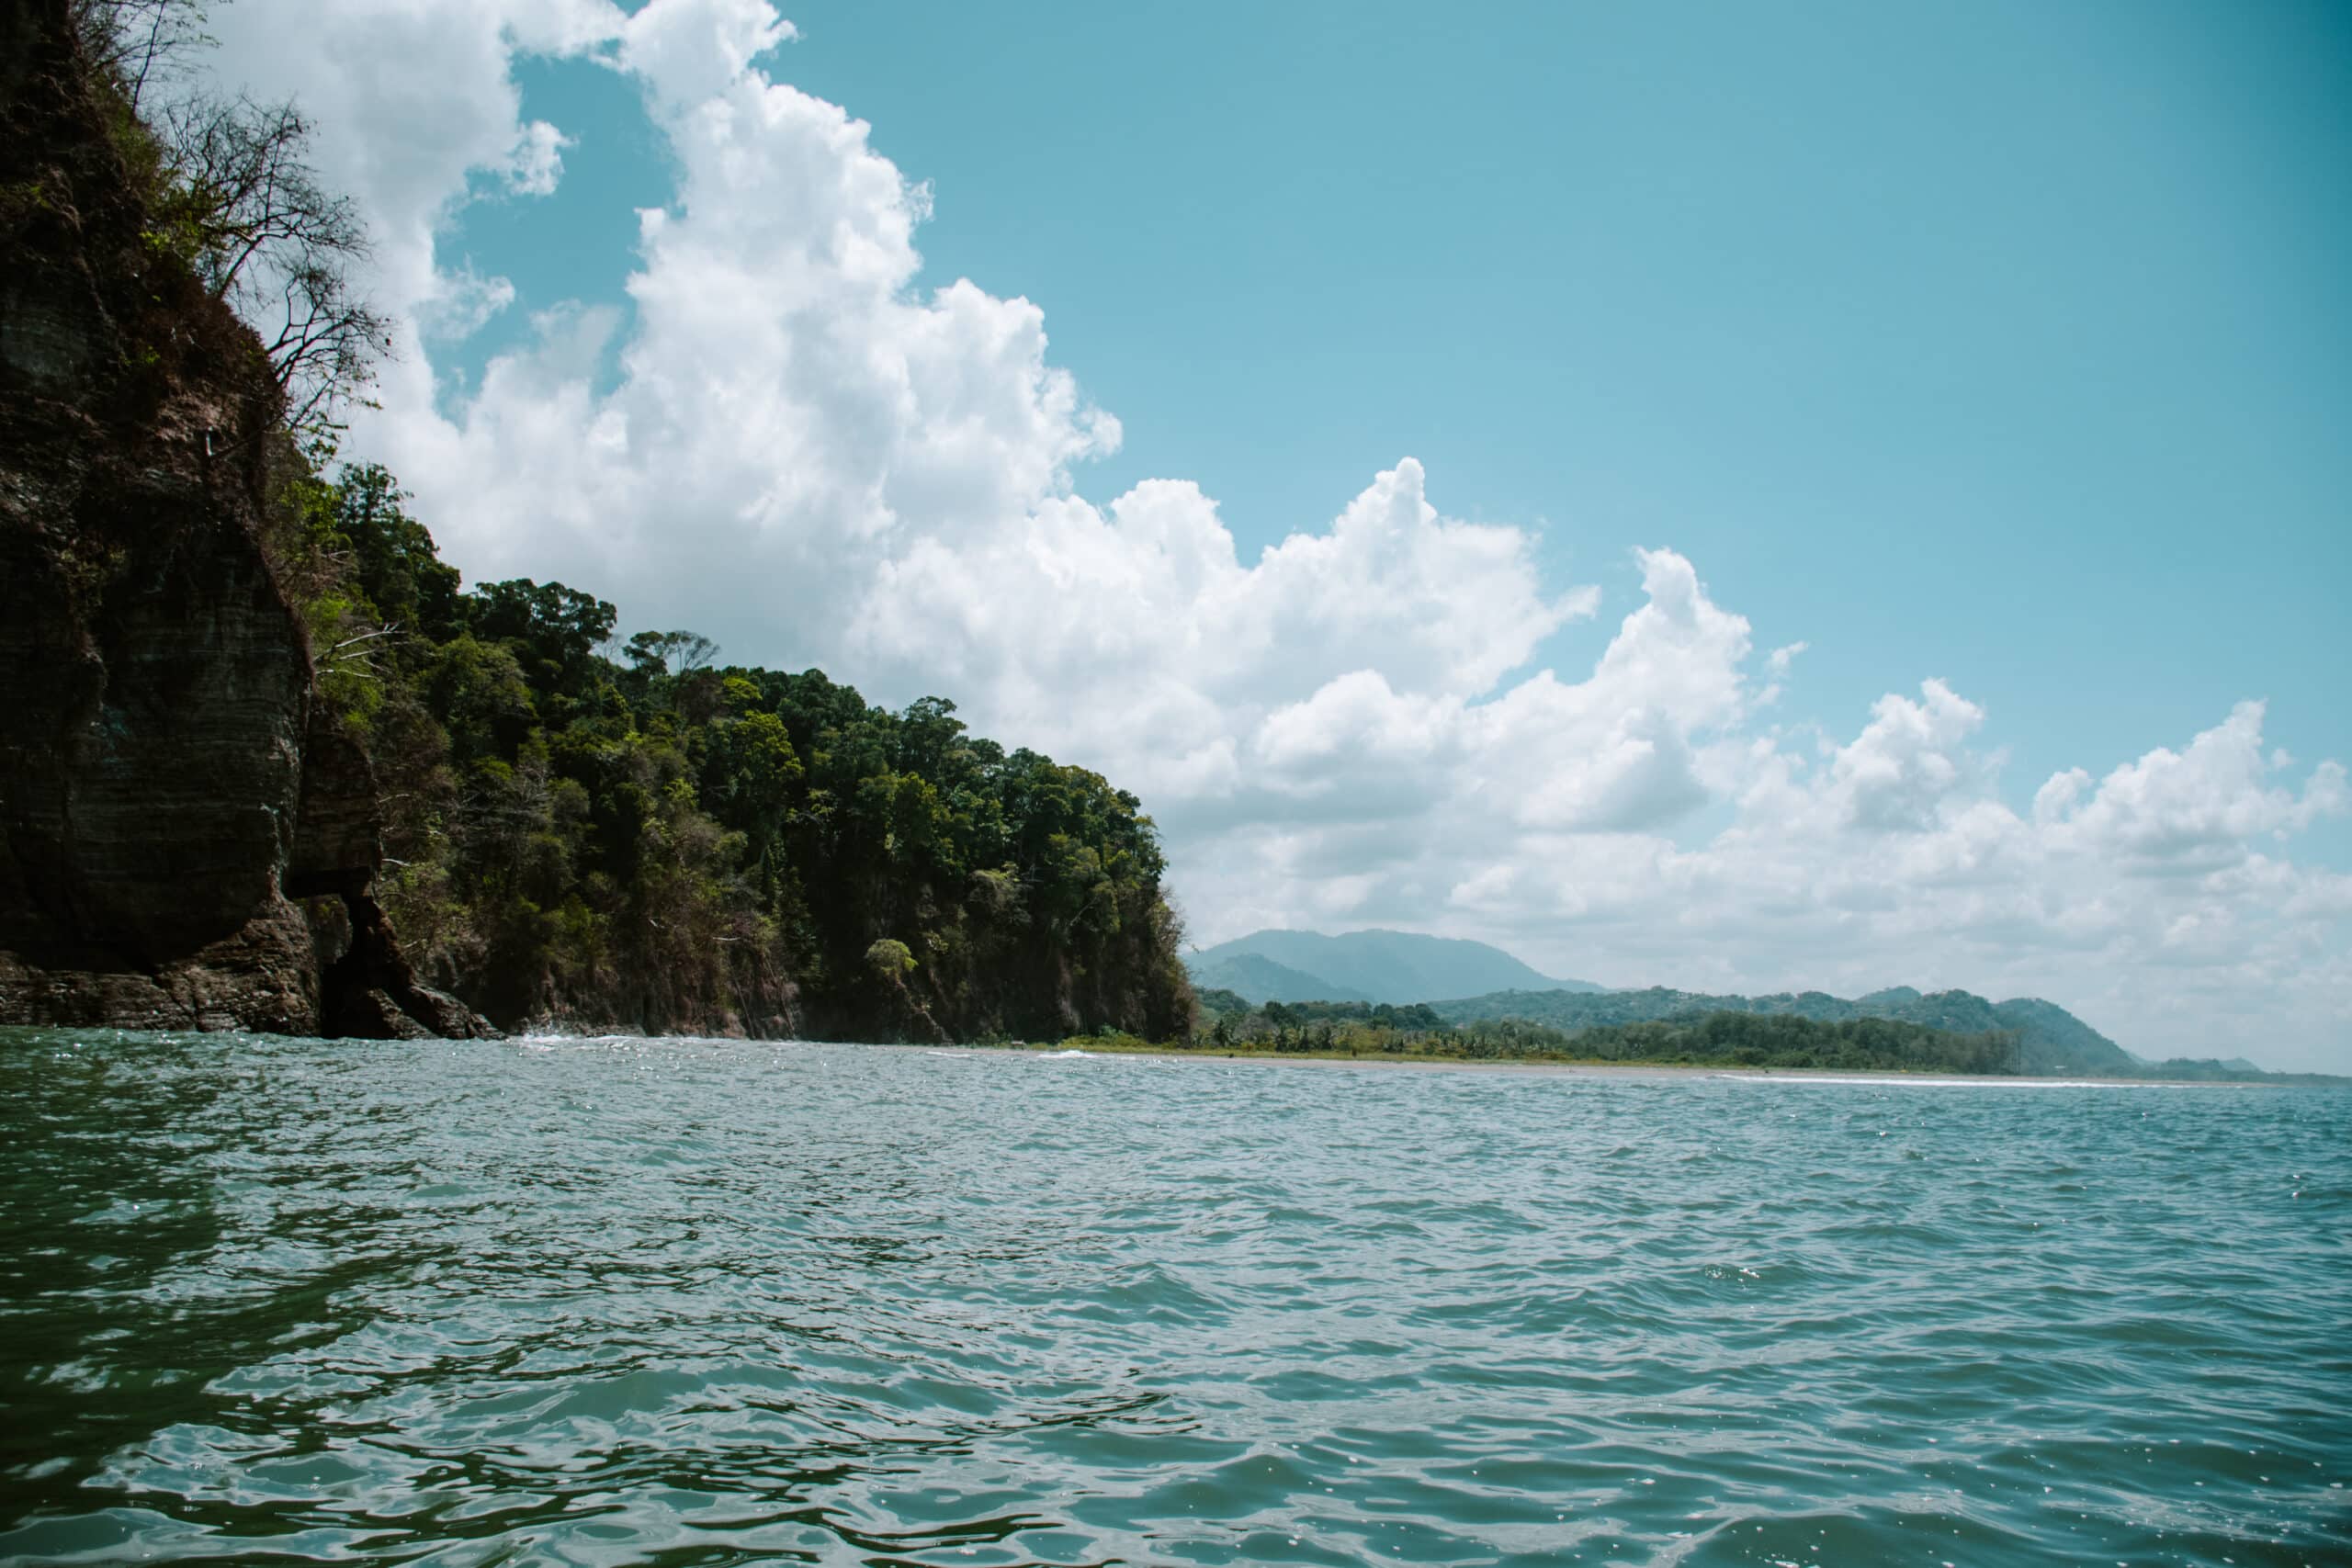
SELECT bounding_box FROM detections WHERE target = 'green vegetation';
[1548,1013,2018,1073]
[1173,991,2020,1072]
[1191,987,1251,1018]
[1430,984,2126,1075]
[267,465,1192,1041]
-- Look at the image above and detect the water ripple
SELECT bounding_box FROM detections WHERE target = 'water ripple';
[2,1032,2348,1565]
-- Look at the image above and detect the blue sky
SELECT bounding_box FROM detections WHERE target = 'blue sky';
[440,0,2351,857]
[205,0,2351,1066]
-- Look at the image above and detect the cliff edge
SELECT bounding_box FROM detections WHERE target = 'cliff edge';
[0,0,488,1038]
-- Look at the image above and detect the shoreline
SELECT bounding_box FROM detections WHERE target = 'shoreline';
[473,1029,2335,1086]
[917,1039,2274,1088]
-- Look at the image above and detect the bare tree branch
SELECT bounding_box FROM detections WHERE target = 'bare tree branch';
[150,92,392,435]
[71,0,214,115]
[75,2,393,442]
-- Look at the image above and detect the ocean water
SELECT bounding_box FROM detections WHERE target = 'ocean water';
[2,1032,2347,1567]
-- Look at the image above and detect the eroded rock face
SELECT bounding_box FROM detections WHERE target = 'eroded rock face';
[0,0,489,1040]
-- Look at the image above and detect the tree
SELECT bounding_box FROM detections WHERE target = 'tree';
[73,0,391,440]
[625,630,718,680]
[70,0,212,115]
[702,709,802,843]
[466,580,618,695]
[331,465,463,648]
[153,91,391,436]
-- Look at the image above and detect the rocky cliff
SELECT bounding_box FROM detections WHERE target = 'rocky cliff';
[0,0,487,1038]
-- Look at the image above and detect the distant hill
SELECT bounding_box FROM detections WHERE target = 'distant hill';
[1428,985,2141,1076]
[1981,997,2136,1074]
[1188,953,1370,1005]
[1189,929,1600,1006]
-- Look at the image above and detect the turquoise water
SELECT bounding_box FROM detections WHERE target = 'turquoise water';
[2,1032,2346,1566]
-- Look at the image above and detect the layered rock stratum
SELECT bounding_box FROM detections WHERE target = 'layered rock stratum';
[0,0,488,1037]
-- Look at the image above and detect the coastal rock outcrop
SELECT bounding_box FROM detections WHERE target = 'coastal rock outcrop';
[0,0,488,1038]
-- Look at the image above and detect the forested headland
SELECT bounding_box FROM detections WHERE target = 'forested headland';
[0,0,1190,1042]
[274,466,1194,1040]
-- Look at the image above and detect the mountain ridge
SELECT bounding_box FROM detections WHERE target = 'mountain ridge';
[1188,953,1372,1006]
[1190,928,1600,1006]
[1181,931,2325,1079]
